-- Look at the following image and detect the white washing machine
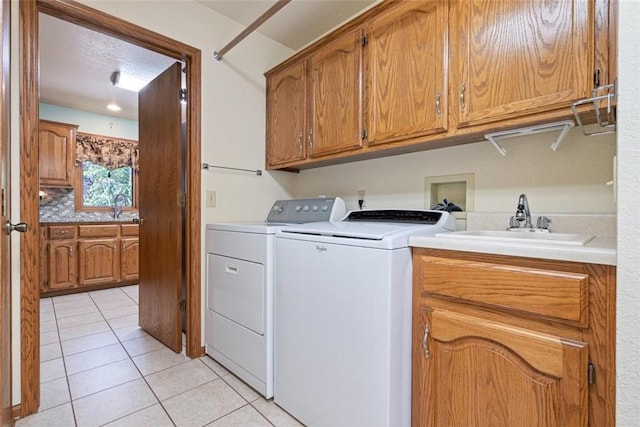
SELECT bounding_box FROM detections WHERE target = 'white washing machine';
[274,209,455,426]
[205,197,345,398]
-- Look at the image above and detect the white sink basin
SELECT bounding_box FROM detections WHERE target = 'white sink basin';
[435,230,595,246]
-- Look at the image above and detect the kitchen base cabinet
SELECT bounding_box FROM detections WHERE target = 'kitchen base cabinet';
[40,223,139,296]
[412,248,615,427]
[120,237,140,282]
[78,239,119,286]
[47,240,78,292]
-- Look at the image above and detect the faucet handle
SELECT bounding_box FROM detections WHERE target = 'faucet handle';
[536,216,552,230]
[508,216,520,229]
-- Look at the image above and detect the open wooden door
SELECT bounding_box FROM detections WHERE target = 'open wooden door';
[1,0,12,422]
[138,62,183,352]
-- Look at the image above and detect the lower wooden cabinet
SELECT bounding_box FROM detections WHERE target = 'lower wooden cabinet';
[412,248,615,427]
[120,237,140,282]
[78,239,119,286]
[47,240,78,291]
[40,223,139,295]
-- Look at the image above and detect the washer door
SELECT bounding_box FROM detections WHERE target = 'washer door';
[209,254,264,335]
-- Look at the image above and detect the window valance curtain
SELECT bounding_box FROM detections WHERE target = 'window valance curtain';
[76,132,139,171]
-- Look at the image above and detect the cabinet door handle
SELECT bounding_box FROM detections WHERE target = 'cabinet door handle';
[308,128,313,149]
[69,247,73,257]
[435,91,442,116]
[459,84,466,112]
[422,323,430,359]
[297,131,303,151]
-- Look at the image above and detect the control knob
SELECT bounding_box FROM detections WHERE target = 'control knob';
[272,204,283,214]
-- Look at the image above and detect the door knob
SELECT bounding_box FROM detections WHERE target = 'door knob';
[5,221,28,235]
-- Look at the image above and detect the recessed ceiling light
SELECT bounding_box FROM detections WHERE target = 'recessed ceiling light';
[110,71,148,92]
[107,103,122,111]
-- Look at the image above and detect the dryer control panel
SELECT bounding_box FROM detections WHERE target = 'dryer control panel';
[266,197,345,224]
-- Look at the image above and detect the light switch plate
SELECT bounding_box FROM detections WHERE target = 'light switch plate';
[206,190,216,207]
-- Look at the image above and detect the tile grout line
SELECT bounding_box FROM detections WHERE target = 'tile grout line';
[50,296,80,427]
[90,287,179,427]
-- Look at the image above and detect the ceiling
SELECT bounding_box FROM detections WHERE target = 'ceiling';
[38,1,376,121]
[196,0,376,51]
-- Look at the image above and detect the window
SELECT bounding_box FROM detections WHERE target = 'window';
[78,161,135,209]
[74,132,139,212]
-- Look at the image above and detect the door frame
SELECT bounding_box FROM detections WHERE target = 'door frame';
[20,0,202,416]
[1,0,12,423]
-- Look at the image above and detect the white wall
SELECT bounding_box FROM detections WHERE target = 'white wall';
[9,0,635,417]
[10,0,298,404]
[40,103,139,140]
[616,0,640,423]
[294,128,616,215]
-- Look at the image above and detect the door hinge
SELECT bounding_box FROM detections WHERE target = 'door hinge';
[594,69,601,88]
[361,34,368,46]
[177,191,186,207]
[588,361,596,385]
[179,88,187,103]
[361,128,368,140]
[178,298,186,312]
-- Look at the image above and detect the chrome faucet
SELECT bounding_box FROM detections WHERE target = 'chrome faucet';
[113,193,128,219]
[514,193,533,229]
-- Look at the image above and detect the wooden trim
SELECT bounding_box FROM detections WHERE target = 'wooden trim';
[11,404,21,421]
[21,0,202,415]
[19,0,41,416]
[186,49,203,358]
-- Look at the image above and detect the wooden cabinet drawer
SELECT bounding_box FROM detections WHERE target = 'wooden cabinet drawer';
[47,225,77,240]
[78,224,119,238]
[120,224,139,236]
[417,255,589,326]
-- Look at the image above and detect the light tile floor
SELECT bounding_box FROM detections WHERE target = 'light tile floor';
[17,286,303,427]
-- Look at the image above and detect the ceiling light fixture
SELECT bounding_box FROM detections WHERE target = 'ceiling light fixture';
[110,71,148,92]
[106,103,122,111]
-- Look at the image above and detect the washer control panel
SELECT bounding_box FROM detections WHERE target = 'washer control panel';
[266,197,346,223]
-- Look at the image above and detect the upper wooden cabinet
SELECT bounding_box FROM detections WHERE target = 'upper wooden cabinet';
[266,59,308,167]
[266,28,364,168]
[39,120,78,187]
[366,1,448,145]
[265,0,616,171]
[449,0,593,128]
[308,28,364,157]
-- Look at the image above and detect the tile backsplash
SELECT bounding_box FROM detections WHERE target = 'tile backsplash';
[40,187,138,223]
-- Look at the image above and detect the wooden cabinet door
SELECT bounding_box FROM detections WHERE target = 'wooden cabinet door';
[77,239,119,286]
[413,308,588,427]
[120,237,139,281]
[366,0,448,146]
[308,29,363,157]
[449,0,593,128]
[39,120,77,187]
[47,240,77,291]
[266,60,308,167]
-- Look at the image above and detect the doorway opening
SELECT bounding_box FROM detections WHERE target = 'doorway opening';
[20,0,201,417]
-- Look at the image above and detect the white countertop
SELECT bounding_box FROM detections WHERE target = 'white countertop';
[410,234,617,266]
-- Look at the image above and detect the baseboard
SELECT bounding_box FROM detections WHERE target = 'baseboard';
[12,404,21,422]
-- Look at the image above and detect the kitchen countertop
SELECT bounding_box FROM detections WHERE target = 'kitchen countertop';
[41,218,139,224]
[410,234,617,266]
